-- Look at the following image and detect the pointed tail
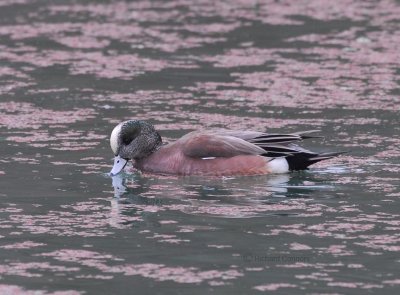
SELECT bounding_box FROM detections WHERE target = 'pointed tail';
[285,152,346,171]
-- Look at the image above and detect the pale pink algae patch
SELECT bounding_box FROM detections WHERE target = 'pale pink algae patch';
[159,220,178,225]
[0,102,96,130]
[40,249,243,284]
[383,279,400,285]
[0,284,81,295]
[290,243,312,251]
[0,241,46,249]
[253,283,297,291]
[207,244,232,249]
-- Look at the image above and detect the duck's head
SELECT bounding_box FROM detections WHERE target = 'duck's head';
[109,120,162,176]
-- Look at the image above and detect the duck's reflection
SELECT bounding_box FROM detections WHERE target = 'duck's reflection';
[112,174,126,198]
[112,173,293,200]
[108,172,336,227]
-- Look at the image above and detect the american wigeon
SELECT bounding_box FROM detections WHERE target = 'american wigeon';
[109,120,343,176]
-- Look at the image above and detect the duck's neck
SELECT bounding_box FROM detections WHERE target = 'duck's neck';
[149,139,163,155]
[135,132,163,160]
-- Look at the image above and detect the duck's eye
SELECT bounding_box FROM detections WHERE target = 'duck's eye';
[117,160,120,163]
[122,125,141,145]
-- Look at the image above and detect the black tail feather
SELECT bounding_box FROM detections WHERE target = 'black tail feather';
[245,130,344,170]
[292,130,323,140]
[285,152,346,171]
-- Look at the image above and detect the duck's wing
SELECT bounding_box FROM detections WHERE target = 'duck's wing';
[180,132,266,158]
[205,130,321,157]
[211,130,320,144]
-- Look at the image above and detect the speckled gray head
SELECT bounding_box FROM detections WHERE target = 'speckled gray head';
[109,120,162,176]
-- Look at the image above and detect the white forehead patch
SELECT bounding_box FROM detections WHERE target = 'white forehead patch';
[110,122,123,155]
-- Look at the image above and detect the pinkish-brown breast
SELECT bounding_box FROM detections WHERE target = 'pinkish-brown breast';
[134,144,270,176]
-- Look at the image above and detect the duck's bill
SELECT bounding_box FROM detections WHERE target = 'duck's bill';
[110,156,128,176]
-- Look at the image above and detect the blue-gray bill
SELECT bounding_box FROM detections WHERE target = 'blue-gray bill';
[109,156,128,176]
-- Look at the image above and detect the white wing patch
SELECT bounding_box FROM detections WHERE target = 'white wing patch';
[201,157,216,160]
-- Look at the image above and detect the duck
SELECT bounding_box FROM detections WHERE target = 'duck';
[109,120,343,177]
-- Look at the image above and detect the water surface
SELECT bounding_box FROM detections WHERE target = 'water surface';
[0,0,399,294]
